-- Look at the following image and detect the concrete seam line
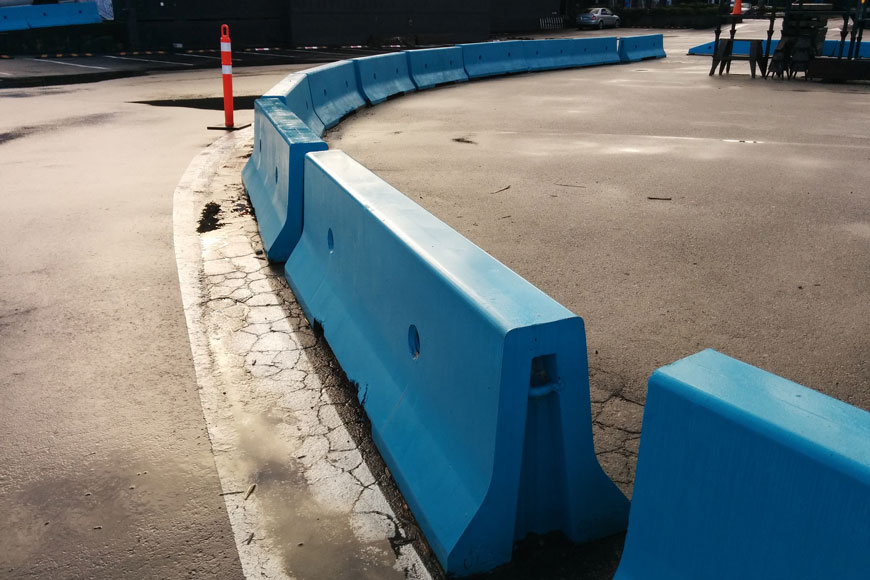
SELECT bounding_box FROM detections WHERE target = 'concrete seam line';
[172,130,433,580]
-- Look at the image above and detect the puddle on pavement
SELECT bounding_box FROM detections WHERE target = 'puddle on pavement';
[131,96,259,111]
[222,369,406,579]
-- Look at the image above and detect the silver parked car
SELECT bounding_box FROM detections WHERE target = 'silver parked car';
[577,8,621,29]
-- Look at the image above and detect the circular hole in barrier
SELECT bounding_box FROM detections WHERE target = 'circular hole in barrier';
[535,50,539,55]
[373,72,378,79]
[345,80,349,88]
[275,168,278,183]
[395,67,399,74]
[408,325,420,359]
[508,51,512,57]
[323,88,327,96]
[327,228,334,253]
[560,49,564,54]
[449,59,453,65]
[424,63,428,69]
[478,55,482,60]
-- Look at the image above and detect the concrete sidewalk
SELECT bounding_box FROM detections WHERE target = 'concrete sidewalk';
[0,66,290,580]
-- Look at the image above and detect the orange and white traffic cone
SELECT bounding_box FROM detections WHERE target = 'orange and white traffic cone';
[732,0,743,15]
[208,25,249,131]
[220,24,234,128]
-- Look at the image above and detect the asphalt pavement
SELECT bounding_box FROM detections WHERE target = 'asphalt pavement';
[0,64,292,579]
[1,21,868,580]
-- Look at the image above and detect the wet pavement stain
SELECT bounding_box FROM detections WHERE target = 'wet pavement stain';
[0,113,116,147]
[197,202,223,233]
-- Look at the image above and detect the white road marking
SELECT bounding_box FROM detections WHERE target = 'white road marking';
[105,55,193,66]
[240,50,281,57]
[25,58,109,70]
[179,53,221,60]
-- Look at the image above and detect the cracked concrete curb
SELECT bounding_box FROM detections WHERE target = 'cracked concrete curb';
[173,130,434,580]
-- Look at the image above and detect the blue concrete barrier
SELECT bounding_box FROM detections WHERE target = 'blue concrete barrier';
[573,37,621,67]
[285,150,629,576]
[688,39,780,56]
[615,349,870,580]
[241,99,327,262]
[688,38,869,58]
[21,2,101,30]
[305,60,367,131]
[687,41,718,56]
[819,39,870,57]
[523,39,583,71]
[460,40,529,79]
[353,52,416,105]
[522,38,619,71]
[261,73,326,138]
[0,6,30,32]
[405,46,469,89]
[618,34,667,63]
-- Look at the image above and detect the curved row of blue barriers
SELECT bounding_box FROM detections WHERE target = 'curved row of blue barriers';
[241,35,869,579]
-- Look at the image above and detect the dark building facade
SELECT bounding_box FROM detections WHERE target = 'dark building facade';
[491,0,561,33]
[114,0,563,50]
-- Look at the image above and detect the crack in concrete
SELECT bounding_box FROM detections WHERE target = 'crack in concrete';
[173,130,436,580]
